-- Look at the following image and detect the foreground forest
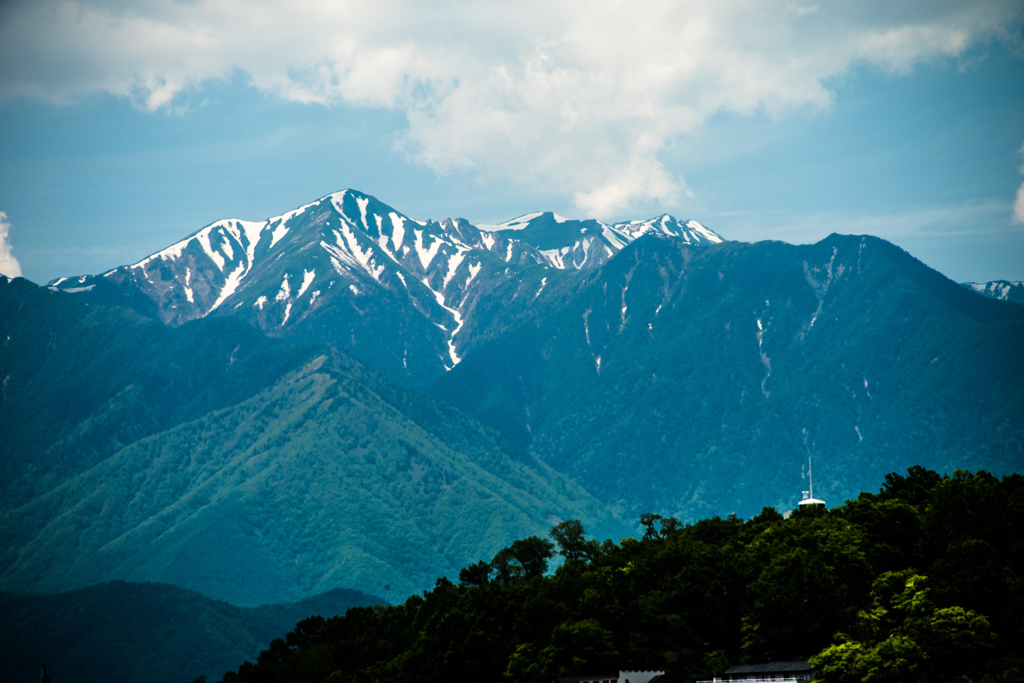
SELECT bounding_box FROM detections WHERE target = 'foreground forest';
[214,467,1023,683]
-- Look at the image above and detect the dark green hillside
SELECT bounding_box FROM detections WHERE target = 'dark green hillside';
[0,275,317,508]
[0,278,626,605]
[431,234,1024,520]
[213,468,1024,683]
[0,581,383,683]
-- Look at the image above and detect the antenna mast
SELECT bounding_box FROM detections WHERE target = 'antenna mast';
[798,456,826,510]
[808,457,813,501]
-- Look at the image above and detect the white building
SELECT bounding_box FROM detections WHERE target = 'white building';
[797,457,825,510]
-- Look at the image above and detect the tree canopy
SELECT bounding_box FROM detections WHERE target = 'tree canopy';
[216,468,1024,683]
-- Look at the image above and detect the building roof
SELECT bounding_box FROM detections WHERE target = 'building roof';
[724,661,814,674]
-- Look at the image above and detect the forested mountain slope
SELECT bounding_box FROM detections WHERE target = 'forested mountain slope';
[0,276,625,605]
[431,234,1024,520]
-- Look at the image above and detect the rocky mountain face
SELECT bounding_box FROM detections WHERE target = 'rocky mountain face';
[51,190,721,382]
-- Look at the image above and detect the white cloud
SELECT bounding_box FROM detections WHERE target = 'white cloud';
[1,0,1020,217]
[0,212,23,278]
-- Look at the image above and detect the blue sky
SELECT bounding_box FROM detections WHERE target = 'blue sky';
[1,0,1022,285]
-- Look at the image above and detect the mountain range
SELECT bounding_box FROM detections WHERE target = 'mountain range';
[50,190,721,383]
[2,189,1023,610]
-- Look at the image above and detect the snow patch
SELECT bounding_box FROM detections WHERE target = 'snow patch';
[329,221,385,281]
[275,274,291,301]
[356,195,371,231]
[208,261,246,313]
[298,269,316,297]
[414,229,442,270]
[133,234,190,268]
[236,219,264,262]
[422,280,464,367]
[477,211,543,231]
[685,220,723,243]
[601,225,627,251]
[219,235,235,262]
[442,249,467,289]
[756,317,772,397]
[389,213,407,251]
[539,246,570,269]
[269,220,290,249]
[465,262,481,288]
[582,306,600,372]
[196,229,226,271]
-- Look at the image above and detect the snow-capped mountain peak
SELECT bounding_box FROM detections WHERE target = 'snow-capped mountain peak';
[476,211,573,232]
[50,189,725,379]
[964,280,1024,306]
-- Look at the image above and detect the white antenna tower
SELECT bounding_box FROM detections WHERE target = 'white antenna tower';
[798,456,825,509]
[808,457,813,500]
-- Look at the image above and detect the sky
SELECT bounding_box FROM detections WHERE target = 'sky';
[0,0,1022,286]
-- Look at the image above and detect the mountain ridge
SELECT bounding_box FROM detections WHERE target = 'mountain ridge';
[49,190,723,381]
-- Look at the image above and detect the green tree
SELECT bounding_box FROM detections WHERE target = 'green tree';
[742,513,870,659]
[459,560,492,587]
[535,619,620,679]
[812,571,996,683]
[550,520,600,564]
[491,536,555,586]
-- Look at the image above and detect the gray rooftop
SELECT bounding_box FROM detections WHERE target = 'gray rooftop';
[724,661,813,675]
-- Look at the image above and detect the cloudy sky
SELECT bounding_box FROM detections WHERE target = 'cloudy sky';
[1,0,1022,285]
